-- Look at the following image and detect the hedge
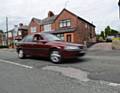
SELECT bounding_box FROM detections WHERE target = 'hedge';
[0,45,8,48]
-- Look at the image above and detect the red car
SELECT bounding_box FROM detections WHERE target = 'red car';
[16,32,86,63]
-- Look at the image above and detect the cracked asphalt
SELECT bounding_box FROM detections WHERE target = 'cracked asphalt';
[0,44,120,93]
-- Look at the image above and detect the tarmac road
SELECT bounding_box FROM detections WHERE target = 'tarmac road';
[0,47,120,93]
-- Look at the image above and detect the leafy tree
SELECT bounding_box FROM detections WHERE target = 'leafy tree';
[0,30,3,33]
[100,31,105,40]
[105,26,111,37]
[110,29,119,35]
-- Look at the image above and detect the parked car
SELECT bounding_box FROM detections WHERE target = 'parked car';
[16,32,86,63]
[106,35,115,42]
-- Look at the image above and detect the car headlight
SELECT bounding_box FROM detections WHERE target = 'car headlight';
[64,46,80,50]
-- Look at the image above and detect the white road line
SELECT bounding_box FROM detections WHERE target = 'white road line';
[0,59,33,69]
[108,83,120,87]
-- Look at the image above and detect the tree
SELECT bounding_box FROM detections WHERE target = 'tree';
[0,30,3,33]
[104,26,111,37]
[100,31,105,40]
[111,29,119,35]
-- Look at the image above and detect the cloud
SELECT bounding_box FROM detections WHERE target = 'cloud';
[0,0,119,33]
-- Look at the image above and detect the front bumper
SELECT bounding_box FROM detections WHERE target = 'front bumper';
[62,49,86,59]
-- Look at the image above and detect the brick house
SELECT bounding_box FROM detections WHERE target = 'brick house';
[28,12,57,34]
[4,23,28,48]
[28,8,96,44]
[15,23,28,40]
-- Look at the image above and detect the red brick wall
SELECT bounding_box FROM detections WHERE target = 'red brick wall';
[74,18,96,44]
[28,19,41,34]
[54,10,78,30]
[0,33,2,45]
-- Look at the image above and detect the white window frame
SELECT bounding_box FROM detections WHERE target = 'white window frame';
[44,24,51,32]
[18,31,22,35]
[31,27,37,33]
[8,32,12,38]
[59,19,71,28]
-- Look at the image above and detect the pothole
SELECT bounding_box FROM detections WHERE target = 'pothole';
[42,66,89,82]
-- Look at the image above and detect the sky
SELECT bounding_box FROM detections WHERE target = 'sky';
[0,0,119,34]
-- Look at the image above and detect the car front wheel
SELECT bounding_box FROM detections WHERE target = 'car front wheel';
[50,50,62,64]
[18,49,25,59]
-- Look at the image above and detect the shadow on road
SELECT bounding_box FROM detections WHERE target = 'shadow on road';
[27,56,91,64]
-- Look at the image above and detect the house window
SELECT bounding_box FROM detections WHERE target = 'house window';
[56,34,64,40]
[66,34,72,42]
[18,31,22,35]
[31,27,36,33]
[8,32,12,38]
[13,31,17,36]
[85,23,88,28]
[59,19,71,28]
[44,24,51,32]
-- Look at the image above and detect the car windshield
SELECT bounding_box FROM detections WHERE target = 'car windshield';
[42,33,61,41]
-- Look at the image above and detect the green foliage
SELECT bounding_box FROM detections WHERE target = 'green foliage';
[0,46,8,48]
[111,29,119,35]
[105,26,111,37]
[104,26,119,37]
[100,31,105,40]
[0,30,3,33]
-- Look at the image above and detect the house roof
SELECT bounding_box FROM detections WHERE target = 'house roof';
[32,18,42,24]
[31,15,57,25]
[41,15,57,25]
[31,8,95,27]
[55,8,95,27]
[18,25,28,30]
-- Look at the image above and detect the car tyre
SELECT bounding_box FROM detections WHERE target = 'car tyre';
[50,50,62,64]
[18,49,25,59]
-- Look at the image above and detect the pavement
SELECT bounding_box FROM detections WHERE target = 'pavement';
[0,43,120,93]
[89,42,112,50]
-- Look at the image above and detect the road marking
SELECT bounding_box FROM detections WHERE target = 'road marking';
[0,59,33,69]
[108,82,120,87]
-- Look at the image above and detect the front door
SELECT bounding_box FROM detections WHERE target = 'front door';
[66,34,72,42]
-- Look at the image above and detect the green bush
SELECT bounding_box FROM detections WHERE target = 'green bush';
[0,45,8,48]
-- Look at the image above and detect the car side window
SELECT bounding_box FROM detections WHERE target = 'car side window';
[23,35,33,42]
[33,34,43,41]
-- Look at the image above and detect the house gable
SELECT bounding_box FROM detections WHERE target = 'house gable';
[28,18,41,34]
[54,8,78,30]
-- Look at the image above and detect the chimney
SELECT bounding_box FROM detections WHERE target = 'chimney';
[19,23,23,27]
[48,11,54,17]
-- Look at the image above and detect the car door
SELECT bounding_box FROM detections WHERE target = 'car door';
[32,34,49,57]
[21,35,34,56]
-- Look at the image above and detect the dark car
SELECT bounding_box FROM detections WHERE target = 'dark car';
[16,32,86,63]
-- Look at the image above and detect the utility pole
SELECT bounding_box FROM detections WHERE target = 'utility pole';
[118,0,120,18]
[6,17,8,47]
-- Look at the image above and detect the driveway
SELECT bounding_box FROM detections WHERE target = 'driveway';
[89,43,112,50]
